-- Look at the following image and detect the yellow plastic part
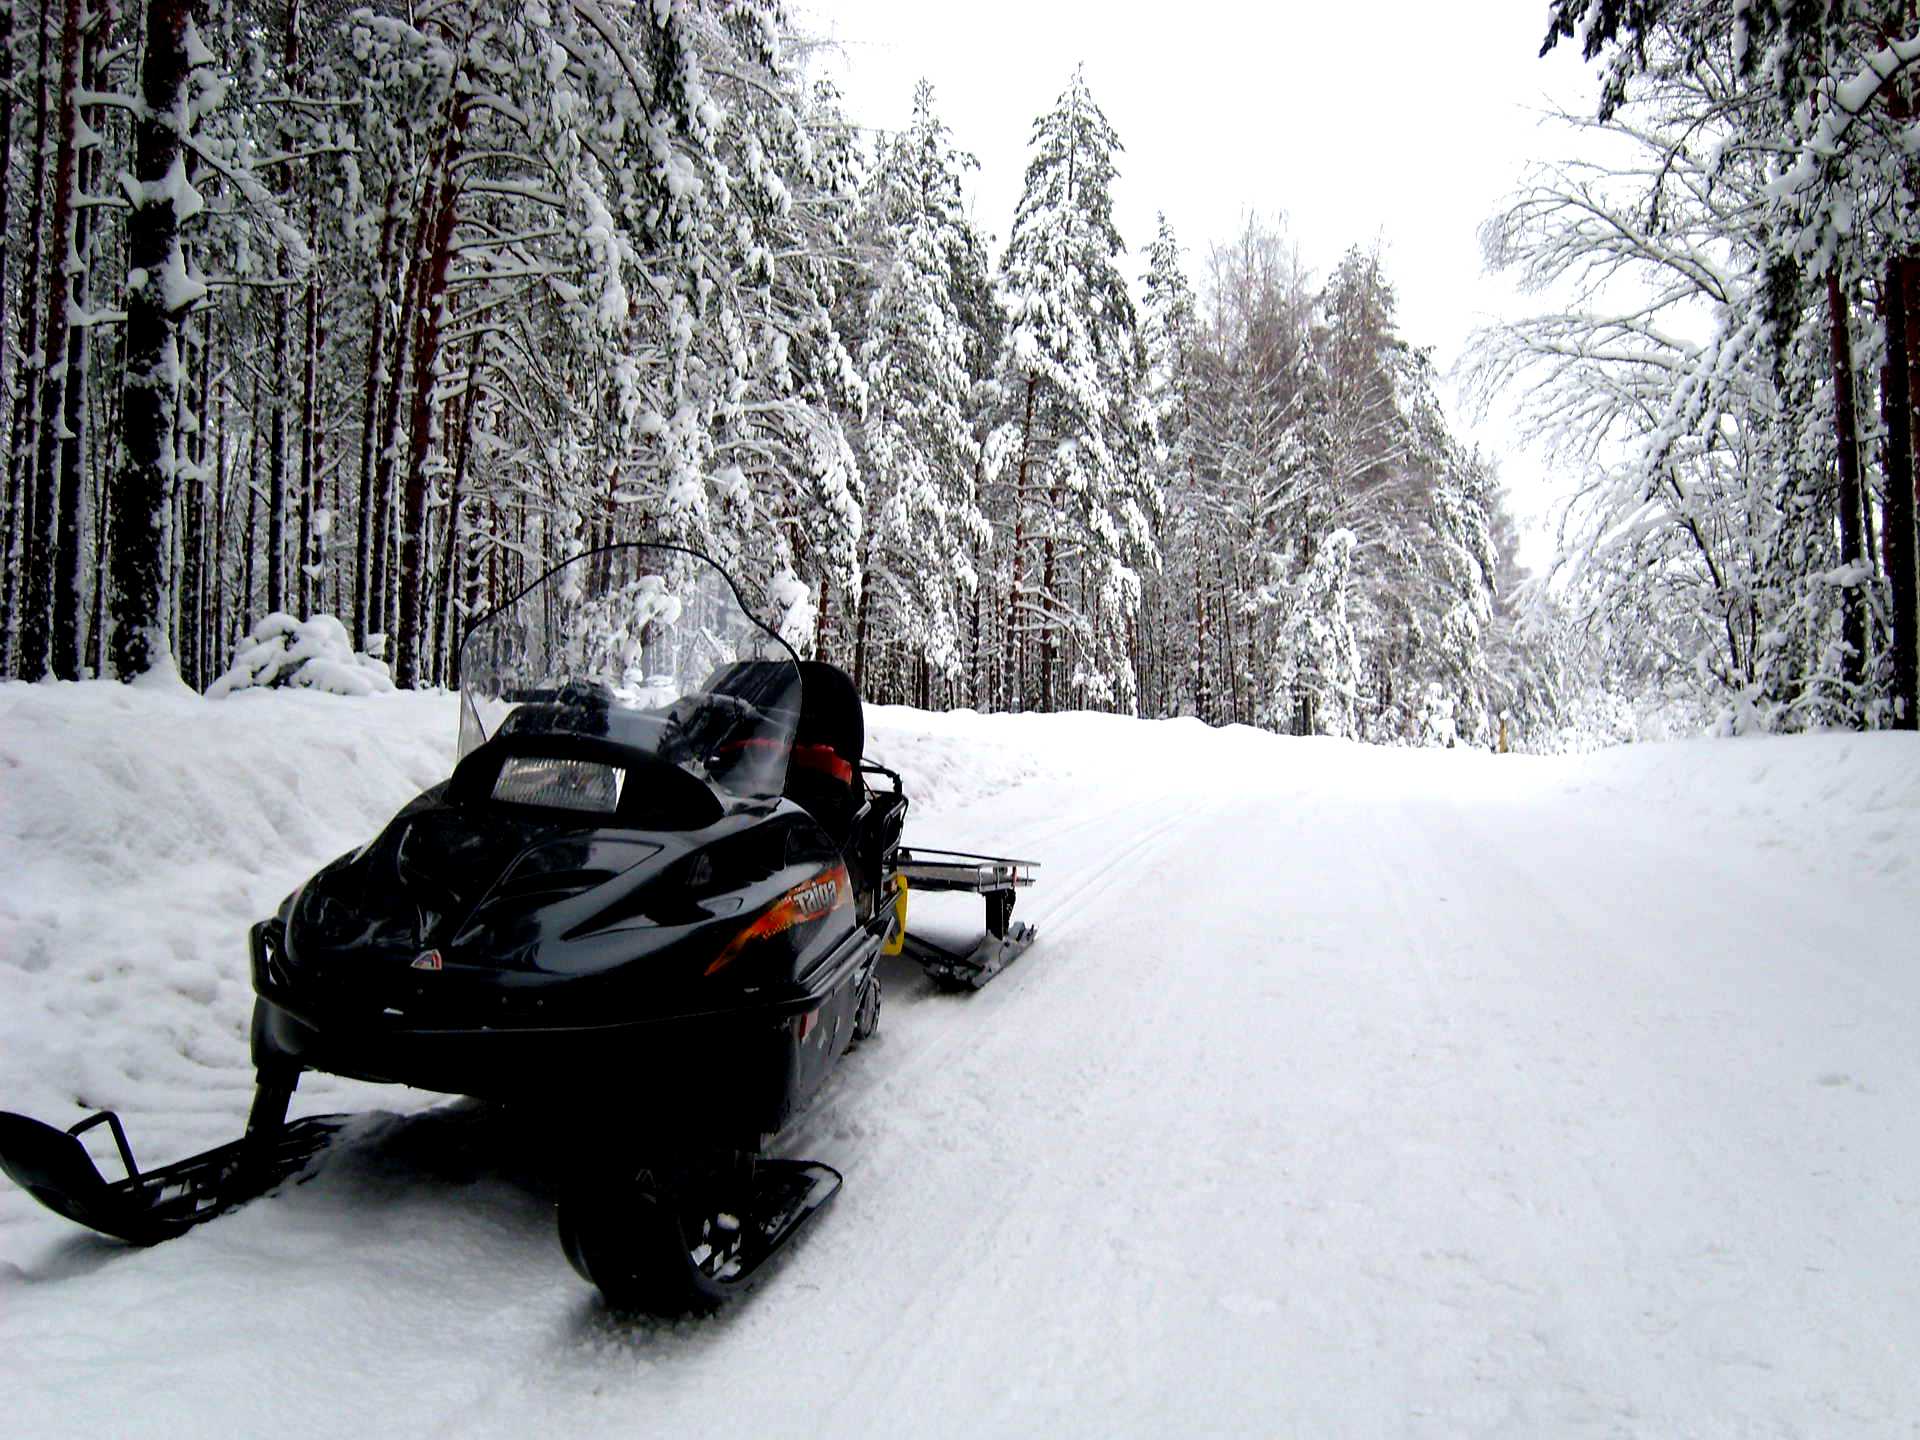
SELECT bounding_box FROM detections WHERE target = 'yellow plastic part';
[881,873,909,956]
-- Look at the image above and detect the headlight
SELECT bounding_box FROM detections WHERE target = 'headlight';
[492,756,626,813]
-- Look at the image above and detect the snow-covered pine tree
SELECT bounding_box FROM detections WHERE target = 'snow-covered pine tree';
[1192,218,1321,728]
[1292,246,1413,735]
[846,80,989,699]
[944,161,1001,708]
[1272,526,1362,738]
[989,65,1157,714]
[1137,212,1202,717]
[700,66,866,651]
[1425,440,1500,744]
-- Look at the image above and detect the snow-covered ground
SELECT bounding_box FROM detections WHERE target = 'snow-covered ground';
[3,681,1918,1437]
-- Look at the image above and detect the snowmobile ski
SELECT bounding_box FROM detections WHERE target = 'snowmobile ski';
[0,1108,342,1246]
[558,1157,842,1314]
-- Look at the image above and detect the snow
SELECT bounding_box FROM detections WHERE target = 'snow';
[2,684,1919,1435]
[206,614,394,697]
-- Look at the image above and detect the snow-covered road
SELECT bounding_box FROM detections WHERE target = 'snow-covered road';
[3,688,1917,1436]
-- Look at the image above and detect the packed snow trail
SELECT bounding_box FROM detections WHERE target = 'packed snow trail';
[2,688,1918,1437]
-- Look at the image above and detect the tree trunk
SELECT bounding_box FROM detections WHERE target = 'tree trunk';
[262,0,301,620]
[486,493,500,614]
[52,0,104,679]
[968,528,982,708]
[243,373,259,622]
[1039,487,1058,712]
[267,290,288,616]
[297,269,319,619]
[852,552,873,692]
[21,0,84,680]
[1193,571,1208,721]
[0,0,17,611]
[1881,257,1920,729]
[434,350,479,685]
[371,162,439,656]
[1004,375,1036,709]
[2,0,52,676]
[212,363,230,667]
[180,321,211,687]
[89,449,109,675]
[394,90,468,688]
[1826,270,1868,700]
[109,0,194,679]
[814,574,831,667]
[354,184,398,650]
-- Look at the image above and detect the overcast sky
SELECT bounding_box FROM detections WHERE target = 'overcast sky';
[793,2,1606,570]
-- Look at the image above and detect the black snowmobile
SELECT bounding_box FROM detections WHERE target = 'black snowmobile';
[0,543,1036,1313]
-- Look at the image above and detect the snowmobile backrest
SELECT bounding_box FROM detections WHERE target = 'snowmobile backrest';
[795,661,864,777]
[697,659,862,834]
[781,662,863,843]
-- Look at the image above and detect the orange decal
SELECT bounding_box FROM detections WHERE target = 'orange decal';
[706,864,852,976]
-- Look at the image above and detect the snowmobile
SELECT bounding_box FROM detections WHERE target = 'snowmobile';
[0,543,1036,1313]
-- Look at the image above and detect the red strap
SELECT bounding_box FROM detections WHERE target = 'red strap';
[717,736,852,786]
[792,742,853,786]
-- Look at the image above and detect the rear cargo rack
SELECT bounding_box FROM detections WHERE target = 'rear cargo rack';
[892,847,1038,893]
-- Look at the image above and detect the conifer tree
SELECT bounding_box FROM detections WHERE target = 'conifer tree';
[847,81,989,692]
[989,65,1157,713]
[1138,213,1201,716]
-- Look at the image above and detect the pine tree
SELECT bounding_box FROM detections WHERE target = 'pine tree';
[1138,213,1201,716]
[846,80,989,693]
[989,65,1156,713]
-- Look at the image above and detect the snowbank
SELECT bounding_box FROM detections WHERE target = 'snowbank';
[864,703,1043,820]
[0,682,458,1166]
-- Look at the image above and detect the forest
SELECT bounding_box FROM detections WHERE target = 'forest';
[0,0,1914,746]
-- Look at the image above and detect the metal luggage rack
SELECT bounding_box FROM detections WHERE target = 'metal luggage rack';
[890,846,1038,895]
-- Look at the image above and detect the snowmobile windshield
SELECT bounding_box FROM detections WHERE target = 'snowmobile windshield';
[456,545,802,802]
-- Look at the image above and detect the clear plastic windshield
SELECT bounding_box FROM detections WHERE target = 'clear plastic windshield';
[457,546,801,800]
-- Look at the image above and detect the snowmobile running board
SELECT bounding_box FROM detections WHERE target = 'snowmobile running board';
[889,846,1039,991]
[0,1109,341,1246]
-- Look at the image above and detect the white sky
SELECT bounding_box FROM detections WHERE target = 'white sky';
[794,1,1606,572]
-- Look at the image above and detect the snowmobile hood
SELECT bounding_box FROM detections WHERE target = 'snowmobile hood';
[267,777,858,1030]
